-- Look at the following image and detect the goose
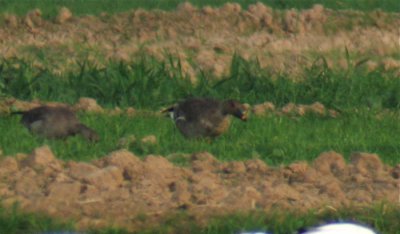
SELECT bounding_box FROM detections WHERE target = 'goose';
[162,98,248,138]
[12,105,99,141]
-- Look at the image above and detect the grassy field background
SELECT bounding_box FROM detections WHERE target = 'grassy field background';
[1,56,399,110]
[0,0,399,18]
[0,0,399,233]
[1,108,400,166]
[1,57,399,166]
[1,203,399,234]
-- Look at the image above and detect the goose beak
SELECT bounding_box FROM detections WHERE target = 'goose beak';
[240,111,248,121]
[160,107,174,116]
[160,107,171,114]
[240,104,250,121]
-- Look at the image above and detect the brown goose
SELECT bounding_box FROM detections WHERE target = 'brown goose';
[162,98,248,138]
[12,106,99,141]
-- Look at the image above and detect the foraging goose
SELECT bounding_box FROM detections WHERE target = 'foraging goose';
[162,98,248,138]
[12,106,99,141]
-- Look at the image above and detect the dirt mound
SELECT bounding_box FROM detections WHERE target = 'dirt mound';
[0,97,138,116]
[0,98,340,118]
[252,101,339,117]
[0,147,398,231]
[0,4,399,80]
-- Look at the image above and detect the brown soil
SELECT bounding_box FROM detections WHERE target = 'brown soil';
[0,3,399,80]
[0,146,399,231]
[1,97,340,118]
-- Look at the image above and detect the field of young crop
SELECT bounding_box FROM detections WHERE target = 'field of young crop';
[0,0,399,233]
[1,0,399,17]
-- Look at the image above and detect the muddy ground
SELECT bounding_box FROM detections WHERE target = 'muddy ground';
[0,2,400,232]
[0,146,399,231]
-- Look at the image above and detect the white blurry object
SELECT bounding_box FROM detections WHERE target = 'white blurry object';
[303,223,376,234]
[239,232,270,234]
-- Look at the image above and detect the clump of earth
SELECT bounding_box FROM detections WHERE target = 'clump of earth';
[0,97,339,118]
[0,146,399,231]
[0,3,399,81]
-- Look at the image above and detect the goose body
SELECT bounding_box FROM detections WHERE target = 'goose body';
[163,98,248,138]
[13,106,99,141]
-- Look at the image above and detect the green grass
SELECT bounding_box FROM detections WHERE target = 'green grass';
[0,203,74,234]
[0,0,398,18]
[1,56,399,111]
[1,203,399,234]
[0,56,399,166]
[1,109,399,166]
[148,204,400,234]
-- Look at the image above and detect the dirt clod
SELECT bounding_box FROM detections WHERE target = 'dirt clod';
[350,152,384,177]
[83,166,124,190]
[73,97,104,113]
[252,102,275,116]
[56,7,73,24]
[117,135,137,148]
[391,165,400,179]
[141,135,157,145]
[68,161,99,180]
[313,151,346,177]
[21,145,62,174]
[46,181,82,202]
[4,14,19,28]
[24,9,43,29]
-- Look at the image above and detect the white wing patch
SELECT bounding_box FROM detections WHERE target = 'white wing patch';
[29,120,44,131]
[174,115,186,122]
[199,118,214,129]
[171,110,186,122]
